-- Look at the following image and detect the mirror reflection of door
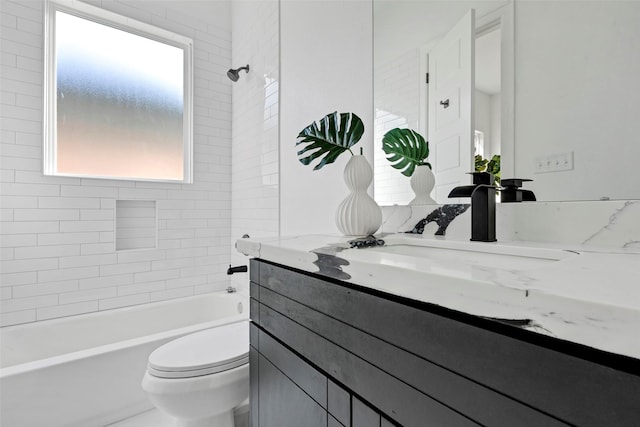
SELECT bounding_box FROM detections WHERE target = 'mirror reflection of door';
[427,9,475,203]
[474,23,502,183]
[427,9,503,204]
[374,2,512,206]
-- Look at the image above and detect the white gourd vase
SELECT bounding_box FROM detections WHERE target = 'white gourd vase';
[335,155,382,236]
[409,164,437,205]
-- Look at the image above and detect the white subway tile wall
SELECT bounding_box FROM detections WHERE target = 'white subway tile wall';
[229,0,279,289]
[0,0,233,326]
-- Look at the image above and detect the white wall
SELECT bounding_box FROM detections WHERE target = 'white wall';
[230,0,279,288]
[514,0,640,201]
[490,93,501,157]
[280,0,373,236]
[0,0,233,326]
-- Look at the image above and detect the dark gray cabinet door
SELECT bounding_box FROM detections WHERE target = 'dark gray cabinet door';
[328,379,351,427]
[249,346,259,427]
[257,354,327,427]
[353,397,381,427]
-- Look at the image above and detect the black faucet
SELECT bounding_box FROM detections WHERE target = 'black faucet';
[501,178,536,203]
[227,265,247,275]
[448,172,497,242]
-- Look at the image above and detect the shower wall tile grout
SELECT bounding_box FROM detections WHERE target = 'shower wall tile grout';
[0,0,233,326]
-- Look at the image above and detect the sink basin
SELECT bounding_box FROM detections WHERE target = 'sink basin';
[354,237,577,272]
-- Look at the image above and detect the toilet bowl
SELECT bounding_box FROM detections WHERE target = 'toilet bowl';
[142,321,249,427]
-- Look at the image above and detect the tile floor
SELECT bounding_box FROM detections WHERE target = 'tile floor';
[107,409,171,427]
[107,407,250,427]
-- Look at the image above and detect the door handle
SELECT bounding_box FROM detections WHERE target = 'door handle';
[440,99,450,108]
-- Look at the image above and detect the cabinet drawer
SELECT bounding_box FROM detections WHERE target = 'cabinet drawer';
[259,302,478,427]
[259,285,566,427]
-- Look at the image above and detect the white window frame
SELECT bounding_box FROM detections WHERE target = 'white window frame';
[43,0,194,183]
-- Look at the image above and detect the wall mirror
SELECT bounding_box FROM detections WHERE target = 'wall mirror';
[374,0,640,204]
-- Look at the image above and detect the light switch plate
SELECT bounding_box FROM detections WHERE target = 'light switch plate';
[534,151,574,174]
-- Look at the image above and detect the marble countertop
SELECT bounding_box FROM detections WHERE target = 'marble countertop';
[237,233,640,360]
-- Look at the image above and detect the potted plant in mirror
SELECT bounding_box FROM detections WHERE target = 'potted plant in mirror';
[382,127,436,204]
[296,111,382,236]
[475,154,501,185]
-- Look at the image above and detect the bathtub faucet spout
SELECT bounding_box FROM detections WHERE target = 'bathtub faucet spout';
[226,286,236,293]
[227,265,247,275]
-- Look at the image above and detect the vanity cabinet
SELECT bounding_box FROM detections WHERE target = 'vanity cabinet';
[249,259,640,427]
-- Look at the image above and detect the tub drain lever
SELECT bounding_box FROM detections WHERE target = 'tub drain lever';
[227,265,248,275]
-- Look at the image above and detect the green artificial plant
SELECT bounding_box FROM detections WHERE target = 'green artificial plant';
[382,128,431,177]
[296,111,365,170]
[475,154,501,185]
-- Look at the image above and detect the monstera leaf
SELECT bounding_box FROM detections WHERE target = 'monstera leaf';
[382,128,431,177]
[296,112,364,171]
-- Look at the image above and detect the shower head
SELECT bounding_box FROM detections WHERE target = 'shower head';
[227,65,250,82]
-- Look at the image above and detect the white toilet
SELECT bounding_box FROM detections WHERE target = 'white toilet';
[142,321,249,427]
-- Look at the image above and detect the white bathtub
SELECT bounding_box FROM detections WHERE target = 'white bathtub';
[0,292,248,427]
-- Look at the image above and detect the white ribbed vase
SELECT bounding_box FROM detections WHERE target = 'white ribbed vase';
[335,155,382,236]
[409,165,437,205]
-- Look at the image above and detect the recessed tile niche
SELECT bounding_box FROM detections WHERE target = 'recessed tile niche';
[115,200,157,251]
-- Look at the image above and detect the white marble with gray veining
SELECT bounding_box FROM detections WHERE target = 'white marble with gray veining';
[237,201,640,360]
[381,200,640,250]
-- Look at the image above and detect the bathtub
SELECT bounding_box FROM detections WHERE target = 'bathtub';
[0,292,248,427]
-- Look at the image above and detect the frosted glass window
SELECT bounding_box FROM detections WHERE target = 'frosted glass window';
[44,0,193,183]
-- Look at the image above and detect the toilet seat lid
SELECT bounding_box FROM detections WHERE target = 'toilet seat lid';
[148,320,248,378]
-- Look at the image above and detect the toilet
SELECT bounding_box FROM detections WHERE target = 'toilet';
[142,321,249,427]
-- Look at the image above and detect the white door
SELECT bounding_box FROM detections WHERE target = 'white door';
[428,9,475,203]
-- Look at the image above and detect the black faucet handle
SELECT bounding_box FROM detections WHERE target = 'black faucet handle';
[501,178,532,189]
[500,178,536,202]
[468,171,495,185]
